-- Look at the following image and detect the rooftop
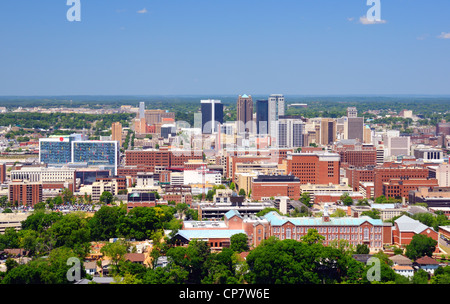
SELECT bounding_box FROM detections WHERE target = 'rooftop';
[175,229,246,241]
[394,215,434,234]
[263,211,383,227]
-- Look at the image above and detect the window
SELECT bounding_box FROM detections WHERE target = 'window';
[364,228,369,241]
[286,228,291,239]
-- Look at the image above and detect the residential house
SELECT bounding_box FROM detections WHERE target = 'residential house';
[389,254,413,267]
[392,265,415,278]
[125,253,146,266]
[84,261,98,276]
[414,256,440,274]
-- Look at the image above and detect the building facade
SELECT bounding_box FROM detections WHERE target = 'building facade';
[287,152,340,185]
[201,99,223,134]
[263,208,385,251]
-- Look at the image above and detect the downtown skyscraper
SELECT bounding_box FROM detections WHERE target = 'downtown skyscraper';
[201,99,223,134]
[237,94,254,135]
[268,94,285,138]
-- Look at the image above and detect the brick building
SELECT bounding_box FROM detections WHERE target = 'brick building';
[9,181,43,206]
[286,152,340,185]
[392,215,439,252]
[180,209,270,249]
[373,166,430,199]
[124,148,202,171]
[382,178,439,199]
[251,175,301,200]
[263,206,386,251]
[333,140,377,167]
[0,163,6,183]
[345,166,375,192]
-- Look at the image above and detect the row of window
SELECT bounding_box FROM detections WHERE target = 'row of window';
[275,233,382,242]
[272,226,382,234]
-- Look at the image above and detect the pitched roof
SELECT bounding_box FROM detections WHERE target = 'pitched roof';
[125,253,146,262]
[415,256,439,265]
[394,215,433,234]
[224,209,242,220]
[389,254,413,265]
[392,265,414,271]
[84,261,97,269]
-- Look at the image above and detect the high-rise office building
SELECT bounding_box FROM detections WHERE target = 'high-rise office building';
[277,119,305,148]
[201,99,223,134]
[255,99,269,135]
[139,102,145,119]
[237,94,254,134]
[111,122,123,146]
[320,118,336,146]
[344,107,364,142]
[268,94,285,137]
[347,107,358,118]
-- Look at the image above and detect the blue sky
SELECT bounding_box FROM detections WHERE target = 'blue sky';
[0,0,449,96]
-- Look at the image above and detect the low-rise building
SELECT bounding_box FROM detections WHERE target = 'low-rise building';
[392,215,439,250]
[263,204,385,252]
[0,212,29,233]
[91,181,118,202]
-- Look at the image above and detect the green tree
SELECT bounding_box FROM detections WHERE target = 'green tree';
[356,244,370,254]
[99,191,114,204]
[201,248,242,284]
[88,206,126,241]
[21,211,62,233]
[61,188,75,204]
[142,264,188,284]
[100,240,129,275]
[1,247,80,284]
[300,192,312,208]
[238,189,246,196]
[48,213,91,256]
[301,229,325,245]
[405,234,437,260]
[412,269,429,284]
[167,240,211,284]
[361,209,381,219]
[118,206,166,240]
[230,233,249,253]
[331,208,346,217]
[340,193,354,206]
[431,266,450,284]
[256,207,282,217]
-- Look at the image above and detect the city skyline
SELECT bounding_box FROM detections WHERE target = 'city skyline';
[0,1,449,96]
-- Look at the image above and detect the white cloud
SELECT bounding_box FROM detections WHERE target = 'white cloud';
[347,17,354,22]
[358,16,387,25]
[416,34,429,41]
[438,32,450,39]
[137,8,148,14]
